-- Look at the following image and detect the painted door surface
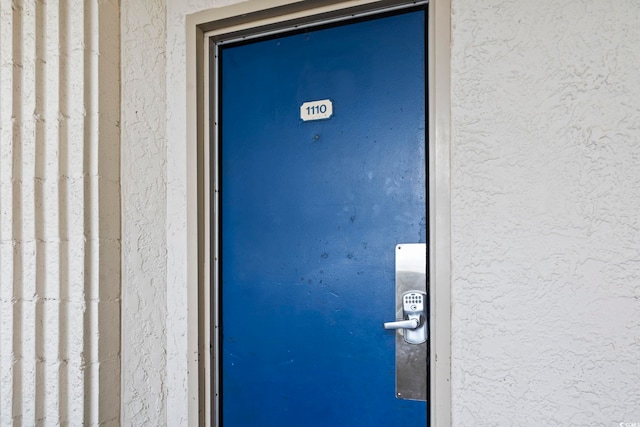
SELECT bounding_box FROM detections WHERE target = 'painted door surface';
[219,9,426,426]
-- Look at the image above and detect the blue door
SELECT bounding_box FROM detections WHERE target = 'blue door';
[218,8,427,426]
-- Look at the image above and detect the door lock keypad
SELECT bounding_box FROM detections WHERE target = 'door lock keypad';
[403,293,423,313]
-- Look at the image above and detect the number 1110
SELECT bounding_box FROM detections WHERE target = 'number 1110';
[307,104,328,115]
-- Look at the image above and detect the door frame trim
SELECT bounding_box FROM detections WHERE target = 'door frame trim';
[186,1,451,425]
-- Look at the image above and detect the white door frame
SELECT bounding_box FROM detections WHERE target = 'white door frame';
[186,1,451,425]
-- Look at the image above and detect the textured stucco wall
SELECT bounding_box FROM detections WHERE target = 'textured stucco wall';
[120,0,168,425]
[0,0,121,425]
[451,0,640,425]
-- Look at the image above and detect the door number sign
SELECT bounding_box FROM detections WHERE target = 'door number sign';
[300,99,333,121]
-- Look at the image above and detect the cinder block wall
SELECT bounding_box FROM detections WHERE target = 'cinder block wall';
[0,1,120,425]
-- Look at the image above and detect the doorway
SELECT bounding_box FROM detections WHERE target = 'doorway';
[214,6,427,426]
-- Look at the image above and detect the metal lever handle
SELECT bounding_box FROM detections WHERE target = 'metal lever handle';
[383,318,419,330]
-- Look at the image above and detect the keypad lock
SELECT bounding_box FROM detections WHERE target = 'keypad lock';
[383,290,427,345]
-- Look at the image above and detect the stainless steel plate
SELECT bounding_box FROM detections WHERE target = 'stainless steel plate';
[394,243,427,401]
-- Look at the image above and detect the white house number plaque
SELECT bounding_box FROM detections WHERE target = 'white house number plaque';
[300,99,333,122]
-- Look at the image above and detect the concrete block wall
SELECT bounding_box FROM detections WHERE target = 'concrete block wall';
[0,0,120,425]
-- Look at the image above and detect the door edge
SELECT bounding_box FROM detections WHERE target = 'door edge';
[427,0,452,426]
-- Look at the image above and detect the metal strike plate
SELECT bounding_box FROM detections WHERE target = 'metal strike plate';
[394,243,427,401]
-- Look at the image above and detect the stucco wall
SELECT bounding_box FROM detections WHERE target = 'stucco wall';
[120,0,168,424]
[451,0,640,425]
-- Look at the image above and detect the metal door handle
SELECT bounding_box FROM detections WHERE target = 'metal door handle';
[383,319,419,330]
